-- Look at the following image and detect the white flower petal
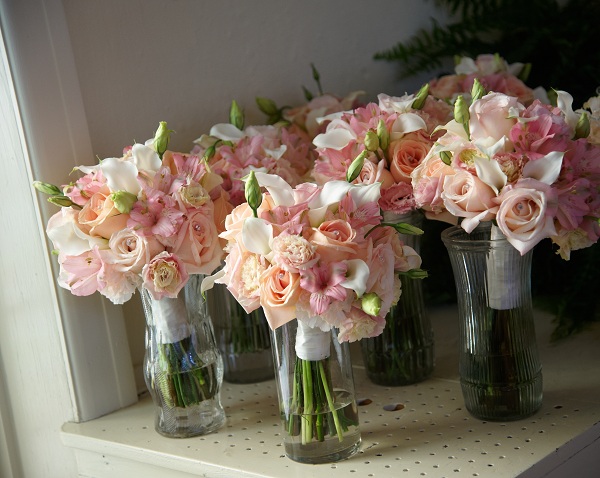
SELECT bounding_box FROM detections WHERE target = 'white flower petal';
[46,209,92,256]
[556,90,579,130]
[340,259,370,298]
[313,128,356,150]
[242,217,273,256]
[522,151,564,185]
[474,157,507,194]
[455,56,478,75]
[254,172,295,206]
[209,123,245,141]
[391,113,427,138]
[264,145,287,160]
[377,93,414,113]
[201,269,226,294]
[100,157,141,195]
[132,143,162,173]
[348,182,382,207]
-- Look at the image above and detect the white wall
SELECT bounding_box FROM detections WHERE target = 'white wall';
[0,1,446,476]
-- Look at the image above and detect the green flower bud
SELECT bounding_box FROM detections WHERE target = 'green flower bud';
[361,292,382,316]
[311,63,323,95]
[33,181,62,196]
[302,85,314,102]
[454,95,470,137]
[364,130,380,152]
[411,83,429,110]
[400,268,429,280]
[110,191,138,214]
[229,100,244,130]
[575,111,590,139]
[470,78,486,102]
[518,63,532,82]
[256,97,279,116]
[388,222,424,236]
[439,150,453,165]
[244,171,262,217]
[346,150,368,183]
[377,119,389,151]
[48,195,78,208]
[152,121,174,158]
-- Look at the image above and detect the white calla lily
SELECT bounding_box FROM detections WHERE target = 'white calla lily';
[348,182,382,208]
[556,90,579,131]
[131,143,162,173]
[455,56,478,75]
[522,151,564,185]
[46,208,93,256]
[100,157,141,195]
[264,145,287,160]
[340,259,370,298]
[377,93,415,113]
[254,171,295,206]
[209,123,245,141]
[200,268,226,294]
[313,128,356,150]
[390,113,427,140]
[474,157,507,194]
[242,217,273,256]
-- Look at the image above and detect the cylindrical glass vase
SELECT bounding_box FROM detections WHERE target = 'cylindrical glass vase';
[270,319,361,464]
[442,222,543,421]
[207,283,274,383]
[141,276,226,437]
[361,211,434,385]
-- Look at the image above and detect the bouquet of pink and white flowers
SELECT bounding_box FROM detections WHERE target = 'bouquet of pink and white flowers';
[34,123,232,418]
[311,86,452,217]
[411,81,600,258]
[202,171,424,447]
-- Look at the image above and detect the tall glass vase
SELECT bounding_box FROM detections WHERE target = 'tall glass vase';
[206,283,273,383]
[141,276,226,437]
[442,222,543,421]
[270,319,361,464]
[360,211,434,385]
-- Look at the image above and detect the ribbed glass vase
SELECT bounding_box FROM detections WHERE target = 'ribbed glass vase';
[360,211,434,386]
[442,222,543,421]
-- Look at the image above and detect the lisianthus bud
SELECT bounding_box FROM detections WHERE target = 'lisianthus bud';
[244,170,262,217]
[401,268,428,279]
[518,63,532,82]
[152,121,174,158]
[411,83,429,110]
[110,191,138,213]
[361,292,382,316]
[347,150,368,183]
[388,222,424,236]
[48,195,78,208]
[377,119,389,150]
[33,181,62,196]
[440,150,453,165]
[364,130,380,152]
[470,78,486,102]
[256,97,279,116]
[454,95,470,136]
[229,100,244,130]
[311,62,323,95]
[575,111,590,139]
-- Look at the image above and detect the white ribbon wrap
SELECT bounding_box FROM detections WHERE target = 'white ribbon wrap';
[151,294,191,344]
[295,320,331,361]
[486,225,520,310]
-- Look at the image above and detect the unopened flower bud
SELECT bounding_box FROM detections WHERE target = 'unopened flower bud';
[33,181,62,196]
[470,78,486,102]
[575,111,590,139]
[244,170,262,217]
[346,150,368,183]
[454,95,470,136]
[364,130,379,152]
[377,119,389,150]
[402,268,428,280]
[361,292,382,317]
[152,121,174,158]
[389,222,424,236]
[229,100,244,130]
[439,150,453,165]
[411,83,429,110]
[48,195,77,208]
[110,191,138,214]
[256,97,279,116]
[518,63,532,82]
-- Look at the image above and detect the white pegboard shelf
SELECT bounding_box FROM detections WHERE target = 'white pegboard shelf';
[62,307,600,477]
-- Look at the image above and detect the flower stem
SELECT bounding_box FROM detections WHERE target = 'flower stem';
[318,361,343,442]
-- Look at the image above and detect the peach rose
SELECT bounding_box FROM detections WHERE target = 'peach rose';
[442,170,498,232]
[142,251,189,300]
[357,159,395,188]
[389,132,433,183]
[107,228,163,274]
[469,92,522,146]
[77,185,129,239]
[259,265,301,329]
[310,219,358,262]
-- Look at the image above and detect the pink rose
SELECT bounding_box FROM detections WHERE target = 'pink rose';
[357,158,395,188]
[337,307,386,343]
[142,251,189,300]
[77,185,129,239]
[364,243,399,316]
[310,219,358,262]
[469,92,523,145]
[259,265,301,329]
[442,170,498,232]
[495,178,558,254]
[411,154,455,212]
[106,227,164,274]
[369,226,422,272]
[389,132,433,183]
[378,183,416,215]
[172,208,223,275]
[429,75,462,101]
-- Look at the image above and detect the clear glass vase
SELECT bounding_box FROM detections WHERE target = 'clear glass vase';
[442,222,543,421]
[141,275,226,437]
[270,319,361,464]
[206,283,274,383]
[360,211,434,385]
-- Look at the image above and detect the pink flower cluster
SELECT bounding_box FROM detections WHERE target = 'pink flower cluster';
[411,90,600,258]
[429,54,537,106]
[46,146,231,303]
[312,92,452,216]
[191,123,316,207]
[207,174,422,343]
